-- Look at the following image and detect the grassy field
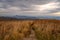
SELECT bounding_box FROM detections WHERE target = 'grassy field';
[0,19,60,40]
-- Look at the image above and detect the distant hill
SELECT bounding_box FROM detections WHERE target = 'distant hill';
[0,15,38,20]
[0,15,60,20]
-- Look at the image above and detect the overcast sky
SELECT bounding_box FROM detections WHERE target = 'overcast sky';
[0,0,60,16]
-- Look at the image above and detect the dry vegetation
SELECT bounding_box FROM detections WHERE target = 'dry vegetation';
[0,19,60,40]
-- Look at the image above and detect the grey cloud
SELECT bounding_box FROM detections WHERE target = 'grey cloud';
[0,0,60,16]
[58,0,60,1]
[48,8,60,13]
[0,0,58,9]
[0,0,54,6]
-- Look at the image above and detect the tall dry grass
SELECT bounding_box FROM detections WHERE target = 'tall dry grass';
[0,19,60,40]
[32,19,60,40]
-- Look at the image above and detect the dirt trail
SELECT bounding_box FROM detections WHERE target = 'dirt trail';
[23,30,37,40]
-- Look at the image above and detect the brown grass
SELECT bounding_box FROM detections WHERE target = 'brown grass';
[0,19,60,40]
